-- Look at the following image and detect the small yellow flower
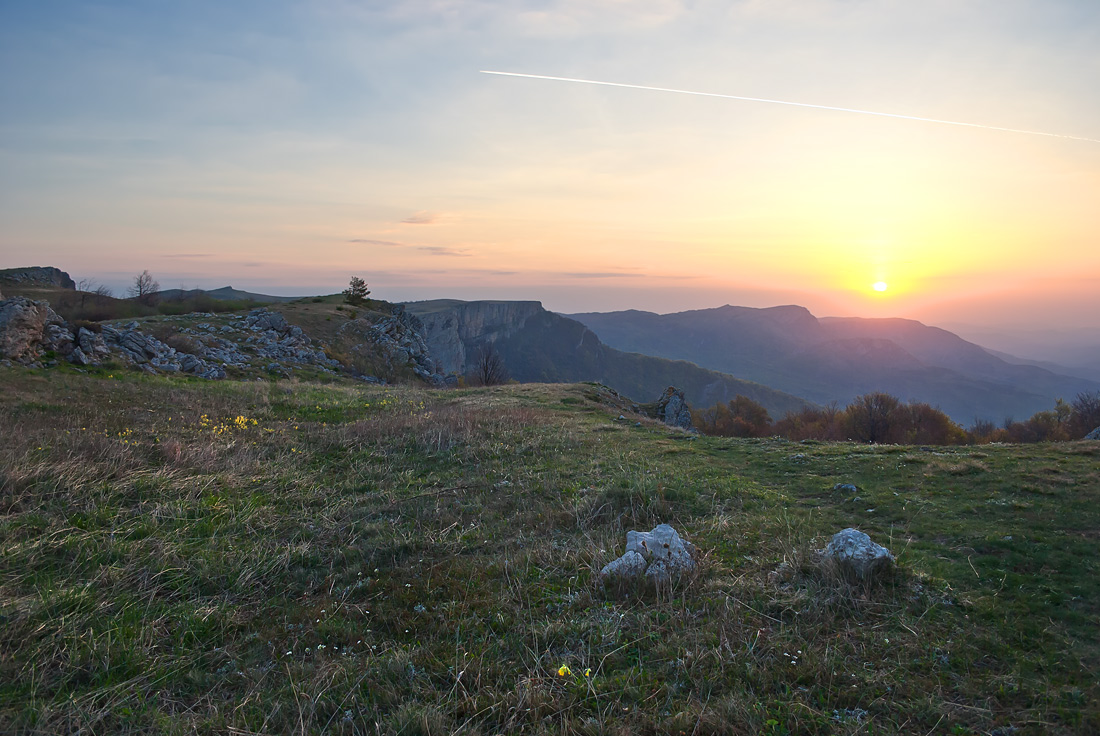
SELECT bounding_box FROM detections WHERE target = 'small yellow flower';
[557,665,571,677]
[584,668,592,677]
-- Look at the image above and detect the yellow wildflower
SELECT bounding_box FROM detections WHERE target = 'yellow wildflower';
[557,665,571,677]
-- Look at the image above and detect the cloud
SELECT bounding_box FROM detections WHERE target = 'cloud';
[349,238,402,246]
[161,253,216,259]
[402,211,437,225]
[559,271,640,279]
[419,246,471,257]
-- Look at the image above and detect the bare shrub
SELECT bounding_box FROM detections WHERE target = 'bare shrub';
[470,343,508,386]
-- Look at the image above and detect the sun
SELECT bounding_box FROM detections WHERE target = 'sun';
[872,281,888,292]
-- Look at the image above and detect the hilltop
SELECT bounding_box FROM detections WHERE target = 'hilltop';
[0,370,1097,734]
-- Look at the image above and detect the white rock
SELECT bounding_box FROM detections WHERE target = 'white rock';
[600,524,697,590]
[599,550,647,581]
[822,528,894,581]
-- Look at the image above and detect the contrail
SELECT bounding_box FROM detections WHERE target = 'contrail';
[481,70,1100,144]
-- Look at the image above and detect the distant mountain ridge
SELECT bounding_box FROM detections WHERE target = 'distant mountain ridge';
[157,286,302,303]
[569,305,1100,423]
[404,300,813,419]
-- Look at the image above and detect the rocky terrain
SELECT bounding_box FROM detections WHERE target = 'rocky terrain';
[0,297,365,380]
[0,266,76,290]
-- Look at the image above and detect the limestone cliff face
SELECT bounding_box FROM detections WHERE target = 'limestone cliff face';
[0,266,77,290]
[405,300,544,375]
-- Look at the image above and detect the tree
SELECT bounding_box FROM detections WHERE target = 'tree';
[129,270,160,305]
[844,392,901,443]
[77,278,97,309]
[343,276,370,306]
[472,343,508,386]
[1070,391,1100,438]
[903,402,965,445]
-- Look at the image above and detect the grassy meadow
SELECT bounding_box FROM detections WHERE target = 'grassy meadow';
[1,366,1097,734]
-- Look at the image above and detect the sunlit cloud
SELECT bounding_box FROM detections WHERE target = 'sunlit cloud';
[403,211,438,225]
[348,238,403,246]
[418,246,471,257]
[558,271,641,279]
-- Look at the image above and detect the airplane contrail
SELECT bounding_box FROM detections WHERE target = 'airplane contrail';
[480,70,1100,144]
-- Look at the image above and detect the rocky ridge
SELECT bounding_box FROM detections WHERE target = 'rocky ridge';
[0,295,451,385]
[0,298,342,379]
[0,266,77,290]
[338,307,448,385]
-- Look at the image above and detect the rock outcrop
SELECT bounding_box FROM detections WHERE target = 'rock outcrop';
[1086,426,1100,441]
[652,386,694,430]
[99,323,226,378]
[0,297,69,364]
[821,528,894,582]
[0,300,343,379]
[338,308,445,384]
[600,524,697,591]
[0,266,77,290]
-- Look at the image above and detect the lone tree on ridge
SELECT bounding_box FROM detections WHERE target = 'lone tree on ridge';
[129,270,160,305]
[343,276,371,306]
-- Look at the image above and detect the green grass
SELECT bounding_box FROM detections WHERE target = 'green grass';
[1,368,1097,734]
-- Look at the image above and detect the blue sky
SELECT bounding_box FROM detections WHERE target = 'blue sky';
[2,1,1098,329]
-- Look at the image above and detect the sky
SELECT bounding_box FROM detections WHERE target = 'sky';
[2,0,1098,332]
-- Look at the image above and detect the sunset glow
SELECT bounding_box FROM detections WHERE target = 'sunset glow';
[1,1,1098,329]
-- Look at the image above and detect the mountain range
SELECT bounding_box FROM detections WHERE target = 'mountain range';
[568,305,1099,423]
[4,266,1093,424]
[403,299,813,419]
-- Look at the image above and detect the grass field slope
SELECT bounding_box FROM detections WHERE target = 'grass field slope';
[1,367,1097,734]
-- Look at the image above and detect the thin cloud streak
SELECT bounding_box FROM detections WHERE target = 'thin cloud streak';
[348,239,402,246]
[481,71,1100,144]
[419,246,471,257]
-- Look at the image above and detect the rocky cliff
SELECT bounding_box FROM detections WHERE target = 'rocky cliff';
[0,266,77,290]
[405,300,544,375]
[404,298,814,418]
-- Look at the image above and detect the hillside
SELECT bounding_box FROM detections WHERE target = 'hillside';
[405,299,814,419]
[570,306,1099,422]
[1,369,1097,734]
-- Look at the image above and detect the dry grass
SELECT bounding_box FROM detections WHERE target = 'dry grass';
[1,368,1098,734]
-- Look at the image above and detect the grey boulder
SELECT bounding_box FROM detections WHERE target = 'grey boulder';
[821,528,894,582]
[653,387,694,430]
[601,523,697,589]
